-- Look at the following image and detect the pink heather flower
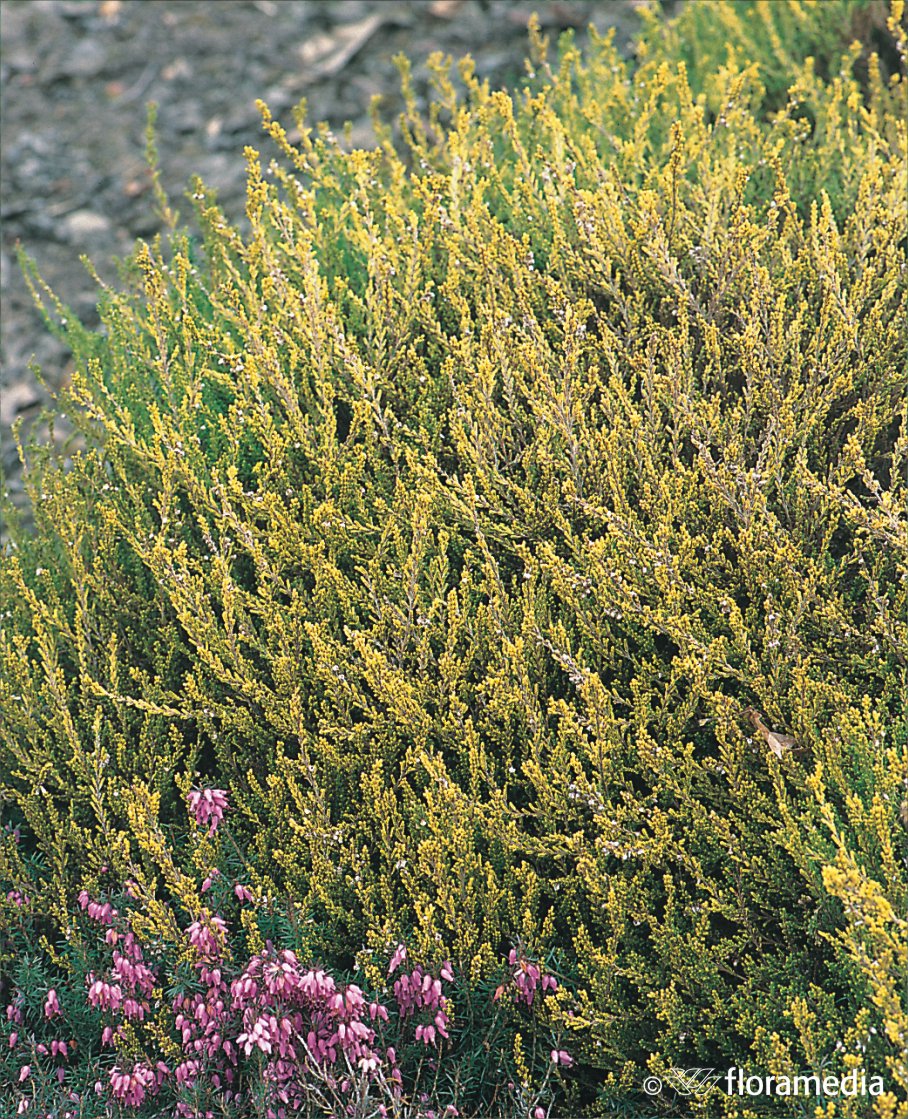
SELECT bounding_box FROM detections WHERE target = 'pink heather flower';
[44,989,61,1018]
[237,1014,273,1056]
[109,1062,157,1107]
[86,974,124,1013]
[234,884,254,903]
[187,912,228,960]
[188,788,229,835]
[9,1032,17,1047]
[19,1064,30,1082]
[122,996,146,1021]
[503,948,558,1007]
[388,943,407,976]
[550,1049,573,1068]
[80,894,117,925]
[174,1059,201,1087]
[534,1109,546,1119]
[201,869,221,893]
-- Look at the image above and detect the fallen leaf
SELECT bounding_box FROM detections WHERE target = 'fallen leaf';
[293,13,385,87]
[744,707,798,759]
[123,177,149,199]
[429,0,465,17]
[162,58,192,83]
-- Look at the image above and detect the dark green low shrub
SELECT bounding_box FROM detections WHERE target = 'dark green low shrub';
[2,1,906,1115]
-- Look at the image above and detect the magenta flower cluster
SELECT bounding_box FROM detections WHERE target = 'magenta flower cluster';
[494,947,559,1008]
[172,909,239,1114]
[7,905,574,1116]
[390,944,454,1047]
[7,994,77,1114]
[5,794,570,1115]
[10,887,460,1117]
[188,788,229,835]
[229,949,399,1116]
[108,1062,169,1108]
[78,889,165,1107]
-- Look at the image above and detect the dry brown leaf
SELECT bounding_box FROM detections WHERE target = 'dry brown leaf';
[429,0,466,17]
[123,176,149,199]
[293,13,385,87]
[162,59,192,83]
[744,707,798,759]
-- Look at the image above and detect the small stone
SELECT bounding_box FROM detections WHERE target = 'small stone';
[57,37,107,79]
[0,382,42,427]
[5,48,39,74]
[60,209,111,243]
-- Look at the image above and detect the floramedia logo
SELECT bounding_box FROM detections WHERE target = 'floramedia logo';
[643,1067,886,1099]
[658,1069,725,1097]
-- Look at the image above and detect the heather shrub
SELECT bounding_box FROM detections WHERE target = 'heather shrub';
[3,788,569,1117]
[642,0,900,110]
[2,0,907,1116]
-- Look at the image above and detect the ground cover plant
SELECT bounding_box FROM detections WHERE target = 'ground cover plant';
[1,0,907,1115]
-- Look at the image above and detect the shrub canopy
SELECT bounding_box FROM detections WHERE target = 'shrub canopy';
[2,0,907,1114]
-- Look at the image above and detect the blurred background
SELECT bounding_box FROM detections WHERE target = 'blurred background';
[0,0,666,528]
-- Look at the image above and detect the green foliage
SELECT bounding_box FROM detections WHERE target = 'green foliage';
[642,0,899,110]
[2,1,907,1114]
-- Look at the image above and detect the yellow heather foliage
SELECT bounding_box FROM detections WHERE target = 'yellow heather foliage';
[1,0,906,1113]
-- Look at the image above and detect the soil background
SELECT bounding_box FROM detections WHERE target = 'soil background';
[1,0,666,533]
